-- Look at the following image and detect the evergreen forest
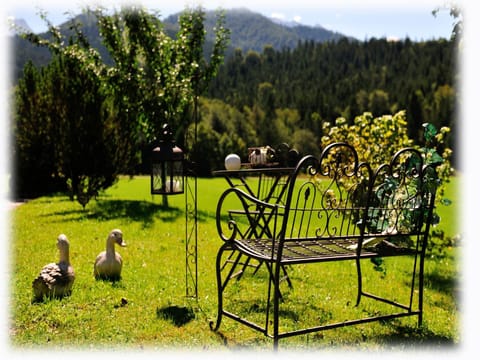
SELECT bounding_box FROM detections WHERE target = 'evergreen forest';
[211,38,455,144]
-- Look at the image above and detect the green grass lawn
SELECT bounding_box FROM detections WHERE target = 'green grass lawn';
[8,176,460,351]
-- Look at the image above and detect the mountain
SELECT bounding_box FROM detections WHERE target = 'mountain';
[10,8,351,84]
[163,8,350,54]
[9,12,109,86]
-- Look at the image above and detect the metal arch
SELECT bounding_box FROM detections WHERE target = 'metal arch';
[184,164,198,299]
[183,88,199,299]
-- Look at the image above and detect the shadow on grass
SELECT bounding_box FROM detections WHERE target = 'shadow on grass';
[228,298,334,325]
[92,200,182,224]
[44,198,215,227]
[94,275,125,285]
[43,199,183,227]
[376,323,456,348]
[424,268,457,297]
[156,305,195,327]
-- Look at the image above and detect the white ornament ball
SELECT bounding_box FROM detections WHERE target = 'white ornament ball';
[225,154,241,170]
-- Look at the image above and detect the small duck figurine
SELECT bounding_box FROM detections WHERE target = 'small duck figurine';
[32,234,75,302]
[94,229,126,281]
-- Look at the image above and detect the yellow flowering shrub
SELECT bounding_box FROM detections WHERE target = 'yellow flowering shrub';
[321,111,414,169]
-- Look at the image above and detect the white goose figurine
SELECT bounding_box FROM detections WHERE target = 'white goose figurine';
[32,234,75,302]
[94,229,126,281]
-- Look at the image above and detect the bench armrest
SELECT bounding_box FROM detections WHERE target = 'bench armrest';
[216,187,280,243]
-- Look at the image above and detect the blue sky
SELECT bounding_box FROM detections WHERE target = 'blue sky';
[4,0,459,41]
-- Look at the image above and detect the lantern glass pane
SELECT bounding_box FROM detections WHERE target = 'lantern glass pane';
[164,161,183,194]
[151,162,165,194]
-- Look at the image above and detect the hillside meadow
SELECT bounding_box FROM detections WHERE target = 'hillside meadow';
[8,175,460,351]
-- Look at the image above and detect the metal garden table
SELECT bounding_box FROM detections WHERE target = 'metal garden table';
[212,167,294,203]
[212,166,295,286]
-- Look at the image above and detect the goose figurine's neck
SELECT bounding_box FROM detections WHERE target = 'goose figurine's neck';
[59,247,70,264]
[106,236,116,256]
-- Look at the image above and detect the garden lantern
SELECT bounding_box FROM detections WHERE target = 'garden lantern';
[151,124,184,195]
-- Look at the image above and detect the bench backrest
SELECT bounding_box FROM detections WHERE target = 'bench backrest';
[364,147,438,247]
[280,143,370,243]
[278,143,438,254]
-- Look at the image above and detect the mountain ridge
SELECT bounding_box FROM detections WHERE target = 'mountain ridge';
[9,8,354,84]
[163,8,351,53]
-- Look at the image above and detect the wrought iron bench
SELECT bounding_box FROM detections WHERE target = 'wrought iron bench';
[210,142,438,348]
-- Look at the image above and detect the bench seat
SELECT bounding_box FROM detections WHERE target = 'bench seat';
[234,236,415,264]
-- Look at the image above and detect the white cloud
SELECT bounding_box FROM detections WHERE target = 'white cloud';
[387,36,400,42]
[293,15,302,23]
[270,12,285,20]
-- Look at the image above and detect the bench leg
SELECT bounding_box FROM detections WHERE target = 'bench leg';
[210,243,230,331]
[272,263,282,350]
[417,254,425,328]
[355,257,363,306]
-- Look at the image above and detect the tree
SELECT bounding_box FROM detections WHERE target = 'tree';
[292,129,319,157]
[13,17,114,206]
[94,5,229,144]
[13,61,63,198]
[368,89,390,116]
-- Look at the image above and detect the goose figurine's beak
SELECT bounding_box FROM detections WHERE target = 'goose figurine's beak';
[114,234,126,247]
